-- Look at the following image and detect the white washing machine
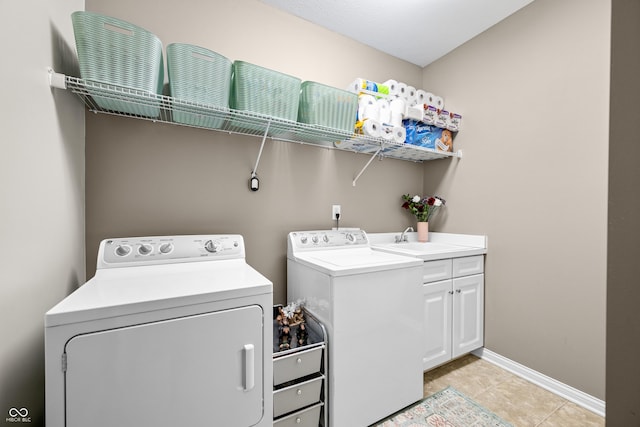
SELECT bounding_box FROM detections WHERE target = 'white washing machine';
[45,235,273,427]
[287,230,424,427]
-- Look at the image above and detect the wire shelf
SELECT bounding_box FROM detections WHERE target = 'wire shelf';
[62,75,459,163]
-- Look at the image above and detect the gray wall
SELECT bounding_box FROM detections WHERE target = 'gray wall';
[607,0,640,424]
[0,0,85,424]
[84,0,426,304]
[421,0,608,400]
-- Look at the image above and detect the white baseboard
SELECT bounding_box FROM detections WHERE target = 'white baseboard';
[472,348,605,417]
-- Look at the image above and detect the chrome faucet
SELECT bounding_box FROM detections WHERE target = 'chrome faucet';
[395,226,414,243]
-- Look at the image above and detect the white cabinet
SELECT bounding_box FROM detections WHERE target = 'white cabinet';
[422,255,484,371]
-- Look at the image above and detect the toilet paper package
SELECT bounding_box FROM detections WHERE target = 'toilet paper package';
[435,109,449,128]
[403,119,454,152]
[405,105,423,121]
[421,105,438,125]
[380,124,407,143]
[380,124,395,141]
[349,78,389,95]
[447,112,463,132]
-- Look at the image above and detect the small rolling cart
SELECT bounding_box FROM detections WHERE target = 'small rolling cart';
[273,305,327,427]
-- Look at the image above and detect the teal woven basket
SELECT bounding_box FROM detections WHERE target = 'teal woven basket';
[229,61,301,133]
[71,11,164,117]
[167,43,232,129]
[298,81,358,133]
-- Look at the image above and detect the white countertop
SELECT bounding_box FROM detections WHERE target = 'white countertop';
[368,231,487,261]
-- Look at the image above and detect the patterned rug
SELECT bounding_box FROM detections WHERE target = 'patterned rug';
[374,386,513,427]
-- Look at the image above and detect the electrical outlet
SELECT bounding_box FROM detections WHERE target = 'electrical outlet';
[332,205,341,220]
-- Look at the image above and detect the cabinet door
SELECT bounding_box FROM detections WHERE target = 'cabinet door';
[64,306,264,427]
[452,274,484,358]
[422,279,452,371]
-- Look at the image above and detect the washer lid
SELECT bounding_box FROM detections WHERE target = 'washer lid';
[45,260,272,327]
[291,247,422,276]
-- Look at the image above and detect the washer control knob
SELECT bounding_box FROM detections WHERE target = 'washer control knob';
[158,242,173,254]
[312,235,319,244]
[138,244,153,255]
[346,233,355,242]
[115,245,131,257]
[323,234,329,243]
[300,236,308,244]
[204,240,222,253]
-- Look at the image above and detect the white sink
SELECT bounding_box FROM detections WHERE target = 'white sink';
[369,233,487,261]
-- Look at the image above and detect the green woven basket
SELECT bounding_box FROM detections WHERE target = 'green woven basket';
[298,81,358,133]
[71,11,164,117]
[229,61,301,133]
[167,43,232,129]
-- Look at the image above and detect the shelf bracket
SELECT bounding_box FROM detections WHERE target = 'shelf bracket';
[352,148,382,187]
[47,67,66,89]
[249,120,271,191]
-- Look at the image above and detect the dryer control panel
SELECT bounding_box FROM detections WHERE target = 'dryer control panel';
[98,235,245,268]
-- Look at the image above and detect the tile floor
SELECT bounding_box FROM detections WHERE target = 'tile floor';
[423,354,605,427]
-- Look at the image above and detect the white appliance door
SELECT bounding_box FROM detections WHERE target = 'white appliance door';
[64,305,264,427]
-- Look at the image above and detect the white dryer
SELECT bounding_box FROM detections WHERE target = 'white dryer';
[45,235,273,427]
[287,230,424,427]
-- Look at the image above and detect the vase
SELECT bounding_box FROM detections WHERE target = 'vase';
[417,221,429,242]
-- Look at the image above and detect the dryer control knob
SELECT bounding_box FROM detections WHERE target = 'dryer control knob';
[158,242,173,254]
[312,235,319,244]
[204,240,222,253]
[138,244,153,255]
[346,233,355,242]
[114,244,131,257]
[300,236,308,244]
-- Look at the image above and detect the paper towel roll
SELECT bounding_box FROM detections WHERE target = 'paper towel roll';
[383,79,400,96]
[389,97,406,115]
[398,82,408,100]
[377,99,391,124]
[434,96,445,110]
[358,94,377,121]
[393,126,406,144]
[407,86,417,105]
[363,101,380,122]
[425,92,436,107]
[363,119,381,137]
[390,111,403,128]
[416,90,428,105]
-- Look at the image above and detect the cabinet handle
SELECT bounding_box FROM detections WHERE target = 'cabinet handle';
[295,417,302,423]
[448,290,454,294]
[296,389,303,395]
[296,357,302,364]
[456,289,461,293]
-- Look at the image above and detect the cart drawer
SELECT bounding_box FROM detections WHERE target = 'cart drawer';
[274,346,323,386]
[274,375,324,418]
[274,402,323,427]
[453,255,484,277]
[422,259,453,283]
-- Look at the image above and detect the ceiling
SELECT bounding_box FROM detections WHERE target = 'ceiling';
[261,0,535,67]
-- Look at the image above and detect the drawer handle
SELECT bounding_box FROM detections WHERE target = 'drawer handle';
[296,417,301,423]
[296,357,302,364]
[456,289,461,293]
[296,389,302,395]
